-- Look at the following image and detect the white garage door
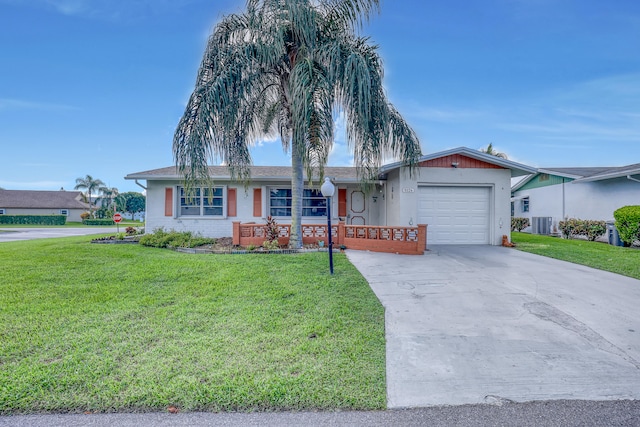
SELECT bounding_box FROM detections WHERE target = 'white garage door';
[418,186,490,244]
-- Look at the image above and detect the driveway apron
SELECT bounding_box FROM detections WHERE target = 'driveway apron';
[347,245,640,408]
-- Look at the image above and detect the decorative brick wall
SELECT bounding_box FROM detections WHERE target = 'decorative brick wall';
[233,221,427,255]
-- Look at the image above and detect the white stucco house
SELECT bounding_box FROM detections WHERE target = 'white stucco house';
[125,147,535,246]
[511,163,640,234]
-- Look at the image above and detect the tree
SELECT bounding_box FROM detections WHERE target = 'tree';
[480,143,507,159]
[99,186,119,209]
[74,175,106,214]
[173,0,422,248]
[115,192,146,219]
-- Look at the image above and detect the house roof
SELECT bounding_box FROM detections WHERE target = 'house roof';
[125,165,361,183]
[571,163,640,182]
[379,146,537,177]
[511,163,640,191]
[0,189,90,209]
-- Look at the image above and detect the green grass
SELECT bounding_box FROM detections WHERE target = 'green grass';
[0,237,385,414]
[512,232,640,280]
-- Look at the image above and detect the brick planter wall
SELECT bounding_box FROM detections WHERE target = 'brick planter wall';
[233,221,427,255]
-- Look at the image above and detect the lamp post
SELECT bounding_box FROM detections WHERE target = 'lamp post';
[320,177,335,275]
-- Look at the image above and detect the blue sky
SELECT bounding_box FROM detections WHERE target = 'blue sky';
[1,0,639,193]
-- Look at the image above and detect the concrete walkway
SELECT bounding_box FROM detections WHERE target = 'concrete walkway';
[346,245,640,408]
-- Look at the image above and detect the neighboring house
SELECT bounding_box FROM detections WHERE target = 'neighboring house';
[125,147,535,245]
[0,189,90,222]
[511,163,640,233]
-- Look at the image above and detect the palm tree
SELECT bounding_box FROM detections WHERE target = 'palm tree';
[99,186,119,210]
[480,143,508,159]
[74,175,106,215]
[174,0,422,248]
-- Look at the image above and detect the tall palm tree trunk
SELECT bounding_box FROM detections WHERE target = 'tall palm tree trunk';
[289,145,304,249]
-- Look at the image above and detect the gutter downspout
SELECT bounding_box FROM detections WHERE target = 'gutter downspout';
[627,175,640,184]
[134,179,147,191]
[562,178,566,219]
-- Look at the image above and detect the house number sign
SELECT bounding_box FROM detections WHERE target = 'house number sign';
[402,188,415,193]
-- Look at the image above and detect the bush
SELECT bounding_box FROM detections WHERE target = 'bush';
[80,212,91,220]
[139,228,216,249]
[614,206,640,246]
[125,226,137,236]
[83,219,115,226]
[0,215,66,225]
[511,217,530,232]
[558,218,607,241]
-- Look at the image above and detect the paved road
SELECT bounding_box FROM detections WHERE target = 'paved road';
[347,245,640,408]
[0,227,120,242]
[2,400,639,426]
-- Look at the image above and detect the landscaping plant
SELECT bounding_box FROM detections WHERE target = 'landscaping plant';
[614,205,640,246]
[558,218,606,241]
[511,217,530,232]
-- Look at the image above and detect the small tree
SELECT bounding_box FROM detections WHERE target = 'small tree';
[115,192,146,220]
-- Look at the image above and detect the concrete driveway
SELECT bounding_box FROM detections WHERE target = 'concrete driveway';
[0,227,120,242]
[346,245,640,408]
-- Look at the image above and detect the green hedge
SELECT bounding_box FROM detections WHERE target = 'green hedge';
[614,206,640,246]
[558,218,607,241]
[0,215,67,225]
[82,219,115,226]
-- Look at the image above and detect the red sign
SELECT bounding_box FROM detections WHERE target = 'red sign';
[113,213,122,223]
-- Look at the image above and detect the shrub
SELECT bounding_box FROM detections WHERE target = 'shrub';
[262,240,280,250]
[0,215,66,225]
[139,228,216,249]
[614,206,640,246]
[83,219,115,226]
[125,226,137,236]
[264,216,280,243]
[511,217,530,232]
[80,212,91,220]
[558,218,606,241]
[583,220,607,241]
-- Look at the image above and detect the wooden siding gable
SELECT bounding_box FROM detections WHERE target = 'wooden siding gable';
[419,154,504,169]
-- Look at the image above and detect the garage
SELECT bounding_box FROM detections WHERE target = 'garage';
[417,186,491,244]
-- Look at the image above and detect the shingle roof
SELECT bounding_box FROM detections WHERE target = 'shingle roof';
[539,163,640,182]
[125,165,360,182]
[0,190,90,209]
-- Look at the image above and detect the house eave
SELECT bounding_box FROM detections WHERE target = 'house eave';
[380,146,537,177]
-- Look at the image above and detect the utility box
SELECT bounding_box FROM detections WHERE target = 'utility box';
[532,217,552,235]
[607,221,624,246]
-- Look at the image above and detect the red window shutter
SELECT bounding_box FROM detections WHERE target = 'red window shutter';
[227,188,237,217]
[164,188,173,217]
[253,188,262,217]
[338,188,347,217]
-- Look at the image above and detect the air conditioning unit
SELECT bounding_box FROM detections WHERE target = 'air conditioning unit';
[532,217,552,235]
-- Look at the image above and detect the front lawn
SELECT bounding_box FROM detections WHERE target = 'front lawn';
[0,237,385,414]
[511,232,640,280]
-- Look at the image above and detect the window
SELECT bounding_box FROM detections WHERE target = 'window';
[60,209,69,216]
[522,197,530,213]
[178,186,224,217]
[269,188,327,217]
[0,209,4,215]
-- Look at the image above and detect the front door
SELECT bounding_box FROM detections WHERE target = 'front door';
[349,189,367,225]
